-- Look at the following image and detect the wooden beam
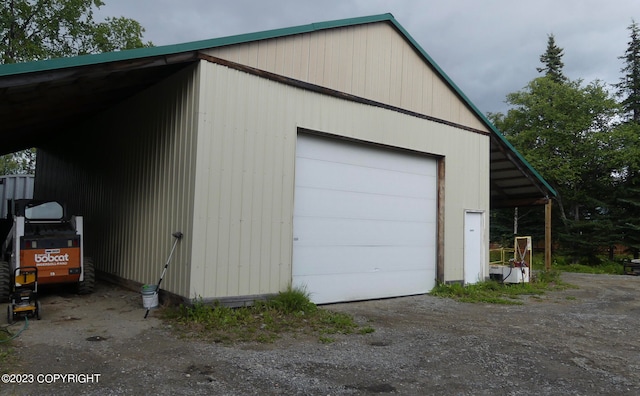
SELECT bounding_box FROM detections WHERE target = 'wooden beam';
[437,158,445,283]
[545,200,552,270]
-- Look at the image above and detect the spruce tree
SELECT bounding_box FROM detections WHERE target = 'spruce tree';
[614,20,640,257]
[616,20,640,123]
[536,34,567,83]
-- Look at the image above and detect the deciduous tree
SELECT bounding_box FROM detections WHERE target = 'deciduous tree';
[0,0,152,174]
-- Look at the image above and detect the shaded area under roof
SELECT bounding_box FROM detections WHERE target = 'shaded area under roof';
[0,13,555,208]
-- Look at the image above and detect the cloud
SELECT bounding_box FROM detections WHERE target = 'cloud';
[94,0,640,114]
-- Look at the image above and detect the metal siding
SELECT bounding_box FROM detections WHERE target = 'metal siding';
[192,65,292,298]
[203,22,488,132]
[401,40,422,110]
[292,34,310,82]
[388,28,404,106]
[351,27,368,95]
[192,62,489,298]
[35,65,199,298]
[0,175,34,218]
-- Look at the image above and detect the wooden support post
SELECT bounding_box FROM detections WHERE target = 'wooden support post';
[437,158,445,283]
[545,200,552,270]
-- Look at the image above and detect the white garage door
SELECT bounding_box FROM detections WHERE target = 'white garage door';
[292,134,437,304]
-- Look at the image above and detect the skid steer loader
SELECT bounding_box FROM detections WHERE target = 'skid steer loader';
[0,199,95,301]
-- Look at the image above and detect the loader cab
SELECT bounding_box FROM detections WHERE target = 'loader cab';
[0,199,95,300]
[24,201,64,221]
[9,199,66,221]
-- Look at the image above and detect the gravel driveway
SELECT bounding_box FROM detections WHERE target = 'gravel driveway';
[2,272,640,395]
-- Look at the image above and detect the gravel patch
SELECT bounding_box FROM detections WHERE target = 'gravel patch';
[2,272,640,395]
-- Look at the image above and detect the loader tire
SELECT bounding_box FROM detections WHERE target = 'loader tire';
[0,261,10,302]
[77,257,95,295]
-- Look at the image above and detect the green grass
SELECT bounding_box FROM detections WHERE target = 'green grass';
[429,269,573,304]
[531,253,626,275]
[0,328,17,372]
[162,285,371,344]
[551,261,625,275]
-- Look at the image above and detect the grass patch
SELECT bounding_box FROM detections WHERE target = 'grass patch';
[532,253,626,275]
[429,269,573,304]
[0,346,15,372]
[0,328,17,372]
[162,285,371,344]
[551,261,624,275]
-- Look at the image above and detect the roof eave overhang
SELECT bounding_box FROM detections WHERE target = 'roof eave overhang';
[0,13,557,208]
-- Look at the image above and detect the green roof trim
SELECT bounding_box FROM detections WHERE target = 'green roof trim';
[0,14,397,77]
[0,12,555,197]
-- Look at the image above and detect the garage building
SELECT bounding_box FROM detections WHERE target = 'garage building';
[0,14,555,304]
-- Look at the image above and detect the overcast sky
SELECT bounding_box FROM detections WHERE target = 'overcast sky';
[95,0,640,115]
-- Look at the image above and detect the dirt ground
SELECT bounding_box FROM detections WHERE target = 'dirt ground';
[2,272,640,395]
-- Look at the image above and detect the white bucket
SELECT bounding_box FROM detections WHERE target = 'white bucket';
[141,285,159,309]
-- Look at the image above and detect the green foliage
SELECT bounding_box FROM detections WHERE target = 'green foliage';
[550,255,625,274]
[0,1,152,174]
[492,77,621,262]
[358,326,375,334]
[490,24,640,263]
[430,281,524,305]
[0,0,153,64]
[1,148,36,175]
[0,329,16,371]
[616,20,640,122]
[0,347,15,373]
[163,287,367,344]
[318,335,335,344]
[266,285,317,315]
[89,16,150,52]
[536,34,567,83]
[490,206,546,247]
[318,311,358,334]
[496,77,618,192]
[491,53,620,262]
[429,270,570,305]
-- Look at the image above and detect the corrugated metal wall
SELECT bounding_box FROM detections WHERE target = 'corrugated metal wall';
[35,65,199,297]
[204,22,488,132]
[0,174,34,218]
[190,61,489,298]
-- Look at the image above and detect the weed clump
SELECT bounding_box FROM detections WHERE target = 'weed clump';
[429,269,574,304]
[266,285,317,315]
[163,285,370,344]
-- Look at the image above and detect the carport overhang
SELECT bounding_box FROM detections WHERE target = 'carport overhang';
[489,131,556,209]
[0,52,199,155]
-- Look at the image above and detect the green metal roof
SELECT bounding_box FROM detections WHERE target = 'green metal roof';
[0,14,398,77]
[0,12,556,201]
